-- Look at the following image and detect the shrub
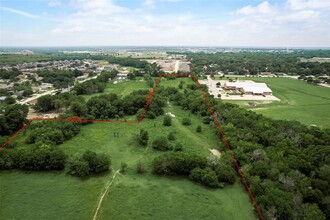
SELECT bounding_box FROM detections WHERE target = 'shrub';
[120,162,128,173]
[196,125,202,133]
[152,136,173,151]
[136,161,147,174]
[82,150,111,173]
[68,150,111,177]
[215,164,236,184]
[152,152,207,175]
[68,157,90,177]
[202,116,211,124]
[182,118,191,126]
[146,110,156,119]
[138,129,149,146]
[163,115,172,126]
[167,132,176,141]
[173,142,183,152]
[189,167,220,188]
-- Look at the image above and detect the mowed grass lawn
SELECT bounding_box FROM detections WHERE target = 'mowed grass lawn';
[225,77,330,128]
[0,80,256,220]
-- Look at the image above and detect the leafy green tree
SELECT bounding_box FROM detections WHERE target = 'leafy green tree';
[127,72,136,80]
[68,157,90,177]
[167,132,176,141]
[0,104,28,135]
[196,125,202,133]
[70,101,87,117]
[189,167,220,188]
[163,115,172,126]
[138,129,149,146]
[82,150,111,173]
[215,164,236,184]
[4,96,16,104]
[303,203,326,220]
[152,136,173,151]
[182,118,191,126]
[34,95,54,112]
[22,88,33,97]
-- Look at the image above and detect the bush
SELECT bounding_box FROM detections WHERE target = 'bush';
[215,164,236,184]
[0,145,67,171]
[152,136,173,151]
[196,125,202,133]
[182,118,191,126]
[68,150,111,177]
[189,167,220,188]
[82,150,111,173]
[68,157,90,177]
[173,142,183,152]
[202,116,211,124]
[136,161,147,174]
[163,115,172,126]
[167,132,176,141]
[152,152,207,175]
[120,162,128,173]
[138,129,149,146]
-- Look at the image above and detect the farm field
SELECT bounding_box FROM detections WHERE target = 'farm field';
[224,77,330,128]
[0,78,256,220]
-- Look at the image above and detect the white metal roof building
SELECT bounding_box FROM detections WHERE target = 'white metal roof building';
[224,82,272,95]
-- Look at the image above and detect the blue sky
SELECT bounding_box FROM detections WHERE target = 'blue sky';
[0,0,329,47]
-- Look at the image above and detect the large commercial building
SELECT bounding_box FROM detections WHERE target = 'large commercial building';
[224,82,272,95]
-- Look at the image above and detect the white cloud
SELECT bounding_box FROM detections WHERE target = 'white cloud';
[236,1,274,15]
[143,0,155,7]
[276,10,320,22]
[1,0,329,47]
[48,0,62,7]
[0,6,40,18]
[71,0,129,15]
[287,0,330,10]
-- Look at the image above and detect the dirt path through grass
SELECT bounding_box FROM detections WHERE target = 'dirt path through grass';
[92,169,121,220]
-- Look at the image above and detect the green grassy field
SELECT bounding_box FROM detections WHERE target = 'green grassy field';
[224,77,330,128]
[0,78,256,220]
[82,77,194,101]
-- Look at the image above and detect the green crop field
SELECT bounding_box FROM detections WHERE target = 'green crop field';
[224,77,330,128]
[0,78,256,220]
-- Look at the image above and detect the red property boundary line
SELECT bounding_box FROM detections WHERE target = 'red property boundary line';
[0,73,264,220]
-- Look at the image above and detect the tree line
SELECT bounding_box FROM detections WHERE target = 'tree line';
[164,79,330,219]
[186,52,330,76]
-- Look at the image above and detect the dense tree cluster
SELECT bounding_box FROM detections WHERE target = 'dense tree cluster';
[0,68,22,79]
[152,136,173,151]
[0,104,28,135]
[186,52,330,76]
[137,129,149,146]
[25,121,81,145]
[0,144,67,170]
[73,71,117,95]
[37,69,78,89]
[68,150,111,177]
[152,152,236,188]
[166,79,330,219]
[108,56,148,68]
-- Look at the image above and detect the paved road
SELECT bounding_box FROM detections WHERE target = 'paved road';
[19,90,57,105]
[174,60,180,73]
[18,75,99,105]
